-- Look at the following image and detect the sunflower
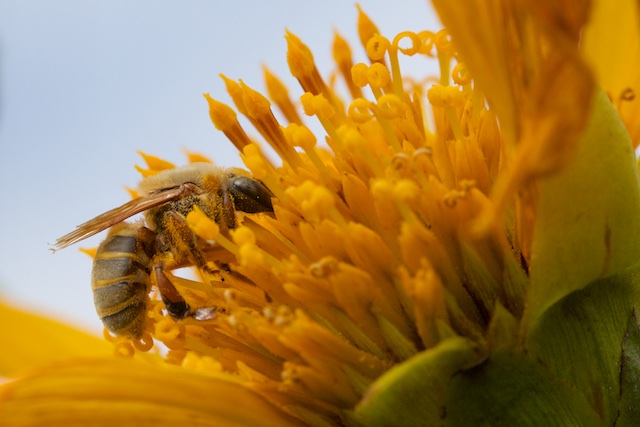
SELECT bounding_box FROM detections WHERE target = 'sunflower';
[2,1,640,426]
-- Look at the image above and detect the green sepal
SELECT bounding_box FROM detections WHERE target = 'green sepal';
[486,302,518,350]
[353,336,484,426]
[527,266,640,425]
[526,89,640,328]
[446,350,602,427]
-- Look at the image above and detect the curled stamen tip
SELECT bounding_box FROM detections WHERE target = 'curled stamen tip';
[366,35,390,61]
[310,256,339,278]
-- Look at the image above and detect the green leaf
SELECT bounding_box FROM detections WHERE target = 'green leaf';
[526,90,640,327]
[353,336,484,426]
[526,266,640,425]
[446,350,602,427]
[618,309,640,426]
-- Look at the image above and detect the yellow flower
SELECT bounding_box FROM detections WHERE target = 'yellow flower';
[2,1,640,426]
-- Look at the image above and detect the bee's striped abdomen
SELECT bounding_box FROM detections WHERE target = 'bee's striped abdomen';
[91,223,154,339]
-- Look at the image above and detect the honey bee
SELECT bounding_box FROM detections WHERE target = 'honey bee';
[55,162,274,339]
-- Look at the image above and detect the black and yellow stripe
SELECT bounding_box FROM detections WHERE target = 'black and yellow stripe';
[91,224,153,339]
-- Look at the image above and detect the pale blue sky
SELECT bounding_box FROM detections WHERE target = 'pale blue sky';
[0,1,440,334]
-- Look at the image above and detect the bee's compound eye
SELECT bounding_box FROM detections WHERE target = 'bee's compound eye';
[230,177,274,213]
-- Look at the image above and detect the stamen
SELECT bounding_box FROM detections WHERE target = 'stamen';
[304,184,346,227]
[79,247,97,258]
[392,31,422,56]
[371,95,403,152]
[434,29,453,86]
[367,63,391,91]
[365,35,390,62]
[220,74,248,116]
[133,332,154,352]
[184,150,212,164]
[135,151,175,177]
[114,340,135,358]
[376,93,402,119]
[286,30,315,82]
[452,62,472,85]
[351,63,369,89]
[300,92,344,151]
[347,98,374,123]
[427,84,466,142]
[412,148,439,184]
[238,80,304,170]
[356,4,381,50]
[240,143,284,201]
[203,93,252,151]
[417,30,437,57]
[423,267,451,347]
[332,31,363,99]
[155,318,186,350]
[124,187,139,200]
[342,127,385,177]
[283,123,334,184]
[263,66,303,125]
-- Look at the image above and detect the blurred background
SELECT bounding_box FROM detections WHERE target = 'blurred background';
[0,1,440,335]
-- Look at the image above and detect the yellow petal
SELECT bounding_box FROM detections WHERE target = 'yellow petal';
[0,301,113,377]
[430,0,518,139]
[0,358,300,427]
[432,0,594,224]
[581,0,640,147]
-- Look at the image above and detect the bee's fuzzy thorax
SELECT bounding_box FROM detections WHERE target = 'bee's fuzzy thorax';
[137,163,223,195]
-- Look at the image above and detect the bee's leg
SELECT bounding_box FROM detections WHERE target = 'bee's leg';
[153,264,190,320]
[153,264,217,321]
[220,189,237,230]
[163,211,217,275]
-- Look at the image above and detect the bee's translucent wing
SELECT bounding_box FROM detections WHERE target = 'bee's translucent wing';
[54,183,198,251]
